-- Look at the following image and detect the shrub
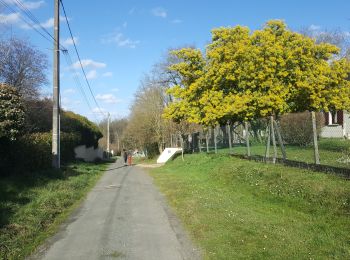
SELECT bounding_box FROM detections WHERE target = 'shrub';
[61,111,102,148]
[0,83,25,140]
[279,112,324,146]
[0,132,80,174]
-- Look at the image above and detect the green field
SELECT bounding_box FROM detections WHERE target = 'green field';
[210,138,350,168]
[0,161,110,260]
[150,153,350,259]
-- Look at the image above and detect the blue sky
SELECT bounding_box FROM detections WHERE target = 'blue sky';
[1,0,350,122]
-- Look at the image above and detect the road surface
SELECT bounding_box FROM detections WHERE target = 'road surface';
[30,159,201,260]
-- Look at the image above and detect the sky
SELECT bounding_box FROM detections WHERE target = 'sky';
[1,0,350,122]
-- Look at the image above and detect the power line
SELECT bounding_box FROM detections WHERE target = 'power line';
[59,0,106,117]
[62,51,101,122]
[0,0,54,43]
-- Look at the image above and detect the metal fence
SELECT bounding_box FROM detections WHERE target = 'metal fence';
[170,111,350,174]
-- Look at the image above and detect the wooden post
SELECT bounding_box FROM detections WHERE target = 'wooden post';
[245,121,251,156]
[270,116,277,164]
[265,125,270,160]
[206,129,209,153]
[214,126,218,154]
[311,111,320,164]
[228,122,232,153]
[274,120,287,160]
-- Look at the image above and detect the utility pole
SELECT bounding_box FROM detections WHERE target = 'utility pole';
[107,112,110,156]
[52,0,60,168]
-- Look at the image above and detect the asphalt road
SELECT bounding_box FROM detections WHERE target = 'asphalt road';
[30,159,201,260]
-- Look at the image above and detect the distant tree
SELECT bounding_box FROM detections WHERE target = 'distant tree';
[0,83,25,140]
[0,37,48,98]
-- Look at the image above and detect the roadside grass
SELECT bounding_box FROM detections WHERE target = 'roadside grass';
[0,161,110,260]
[150,153,350,259]
[217,138,350,168]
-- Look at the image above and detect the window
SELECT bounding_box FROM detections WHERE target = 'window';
[325,111,343,126]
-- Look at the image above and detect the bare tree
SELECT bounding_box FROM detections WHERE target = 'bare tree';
[0,37,48,98]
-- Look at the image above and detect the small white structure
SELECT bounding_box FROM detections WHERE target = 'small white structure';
[321,111,350,139]
[74,145,104,162]
[157,148,182,164]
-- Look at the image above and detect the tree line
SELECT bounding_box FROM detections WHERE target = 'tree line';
[119,20,350,157]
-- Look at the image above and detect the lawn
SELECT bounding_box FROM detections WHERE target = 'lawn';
[0,161,110,260]
[150,153,350,259]
[214,138,350,168]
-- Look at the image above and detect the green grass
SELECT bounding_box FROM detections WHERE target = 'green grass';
[150,153,350,259]
[218,138,350,168]
[0,161,110,260]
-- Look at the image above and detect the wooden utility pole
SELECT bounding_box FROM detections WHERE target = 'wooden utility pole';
[107,112,110,156]
[52,0,60,169]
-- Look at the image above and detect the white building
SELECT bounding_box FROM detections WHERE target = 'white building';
[321,111,350,139]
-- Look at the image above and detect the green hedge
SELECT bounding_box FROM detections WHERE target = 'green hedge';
[0,132,80,174]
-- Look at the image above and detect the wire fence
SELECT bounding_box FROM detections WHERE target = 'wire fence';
[170,111,350,173]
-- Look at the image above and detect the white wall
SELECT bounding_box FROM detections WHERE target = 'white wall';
[74,145,104,162]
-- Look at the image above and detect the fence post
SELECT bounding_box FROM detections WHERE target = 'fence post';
[265,125,270,160]
[311,111,320,164]
[206,129,209,153]
[274,120,287,160]
[245,121,251,156]
[214,126,218,154]
[198,132,202,153]
[228,122,232,153]
[270,116,277,164]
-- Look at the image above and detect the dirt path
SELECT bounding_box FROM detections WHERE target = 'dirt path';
[30,160,201,260]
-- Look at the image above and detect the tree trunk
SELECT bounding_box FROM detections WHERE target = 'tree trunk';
[270,116,277,164]
[274,120,287,160]
[245,121,251,156]
[311,111,320,164]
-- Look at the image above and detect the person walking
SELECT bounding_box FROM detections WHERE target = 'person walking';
[123,149,128,165]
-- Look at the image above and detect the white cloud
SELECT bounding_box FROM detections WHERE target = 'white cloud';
[61,97,81,110]
[86,70,97,80]
[0,13,20,24]
[62,37,79,46]
[102,72,113,77]
[21,17,54,29]
[102,32,139,48]
[21,16,68,30]
[4,0,44,10]
[63,88,76,94]
[309,24,321,31]
[96,94,121,104]
[152,7,167,18]
[71,59,106,69]
[171,19,182,24]
[92,107,107,115]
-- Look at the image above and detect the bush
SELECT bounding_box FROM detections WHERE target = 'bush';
[280,112,324,146]
[0,83,25,140]
[0,132,80,174]
[61,111,102,148]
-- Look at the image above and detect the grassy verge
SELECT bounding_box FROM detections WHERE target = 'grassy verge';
[150,153,350,259]
[217,138,350,168]
[0,161,110,260]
